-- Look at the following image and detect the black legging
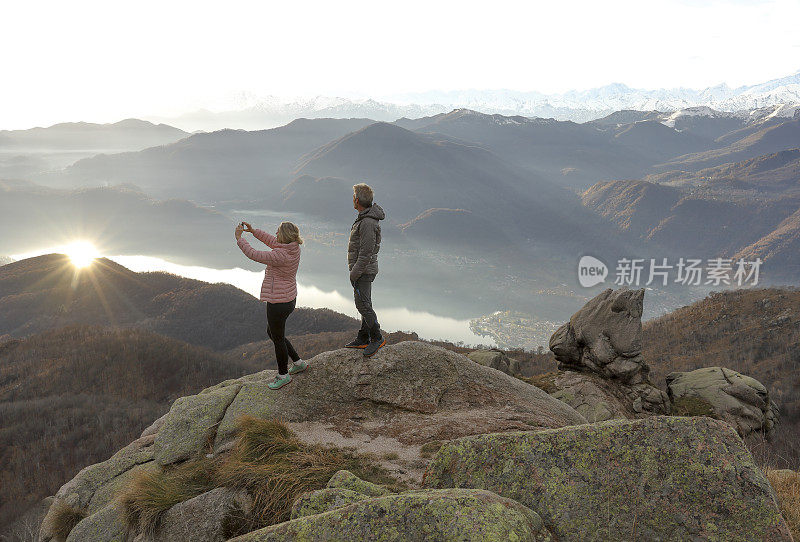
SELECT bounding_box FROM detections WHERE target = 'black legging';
[266,299,300,374]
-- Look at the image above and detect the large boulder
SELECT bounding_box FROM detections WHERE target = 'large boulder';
[161,341,584,469]
[550,288,646,382]
[52,435,156,513]
[423,416,792,541]
[667,366,780,438]
[228,489,552,541]
[547,370,672,421]
[467,349,520,376]
[549,288,670,415]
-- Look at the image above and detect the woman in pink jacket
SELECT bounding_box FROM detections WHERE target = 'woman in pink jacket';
[235,221,306,390]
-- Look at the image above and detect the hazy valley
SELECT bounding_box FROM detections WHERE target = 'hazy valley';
[4,101,800,348]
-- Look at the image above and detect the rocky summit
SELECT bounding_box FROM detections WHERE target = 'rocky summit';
[35,300,794,542]
[154,341,584,474]
[38,341,585,542]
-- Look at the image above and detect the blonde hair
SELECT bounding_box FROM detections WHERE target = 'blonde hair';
[277,221,303,245]
[353,183,374,207]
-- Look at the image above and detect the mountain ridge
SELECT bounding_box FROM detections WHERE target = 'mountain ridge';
[0,254,359,350]
[141,70,800,130]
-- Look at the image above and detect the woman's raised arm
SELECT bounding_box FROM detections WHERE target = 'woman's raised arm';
[237,236,289,265]
[252,228,279,248]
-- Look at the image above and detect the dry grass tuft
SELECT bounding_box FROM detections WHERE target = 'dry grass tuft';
[765,467,800,539]
[119,415,404,536]
[419,441,445,459]
[519,371,560,394]
[48,499,86,542]
[671,396,718,418]
[120,457,217,537]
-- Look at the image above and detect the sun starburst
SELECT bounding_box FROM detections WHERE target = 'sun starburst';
[64,241,99,268]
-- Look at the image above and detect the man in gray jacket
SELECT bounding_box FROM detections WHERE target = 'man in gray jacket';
[345,183,386,356]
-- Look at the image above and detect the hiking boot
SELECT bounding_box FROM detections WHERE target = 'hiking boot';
[288,360,308,375]
[363,336,386,357]
[345,333,370,349]
[267,373,292,390]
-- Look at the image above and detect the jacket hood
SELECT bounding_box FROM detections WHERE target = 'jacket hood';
[359,203,385,221]
[272,238,302,251]
[276,241,301,251]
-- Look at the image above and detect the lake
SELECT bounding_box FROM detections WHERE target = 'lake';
[109,254,495,346]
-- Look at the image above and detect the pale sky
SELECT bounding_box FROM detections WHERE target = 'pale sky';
[2,0,799,129]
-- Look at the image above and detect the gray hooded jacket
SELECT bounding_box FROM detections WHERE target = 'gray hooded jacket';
[348,203,385,278]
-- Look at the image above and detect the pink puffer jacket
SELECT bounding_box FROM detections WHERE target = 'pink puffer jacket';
[237,228,301,303]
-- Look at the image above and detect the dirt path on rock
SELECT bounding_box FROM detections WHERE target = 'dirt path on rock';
[289,421,429,486]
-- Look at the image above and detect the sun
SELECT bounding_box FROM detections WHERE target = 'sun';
[65,241,99,268]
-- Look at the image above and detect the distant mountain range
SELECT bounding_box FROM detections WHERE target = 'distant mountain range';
[655,117,800,172]
[0,119,190,179]
[7,99,800,286]
[582,179,800,260]
[25,104,800,197]
[144,71,800,131]
[60,118,374,200]
[62,118,636,262]
[644,148,800,192]
[64,104,799,198]
[0,118,187,151]
[394,71,800,121]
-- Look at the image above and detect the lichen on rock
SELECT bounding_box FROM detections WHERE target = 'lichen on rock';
[290,488,370,519]
[423,416,792,541]
[325,470,391,497]
[229,488,552,541]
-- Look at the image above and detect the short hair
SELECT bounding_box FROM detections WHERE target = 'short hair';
[353,183,374,207]
[277,221,303,245]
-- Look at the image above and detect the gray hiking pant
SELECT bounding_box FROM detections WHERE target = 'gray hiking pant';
[352,273,381,340]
